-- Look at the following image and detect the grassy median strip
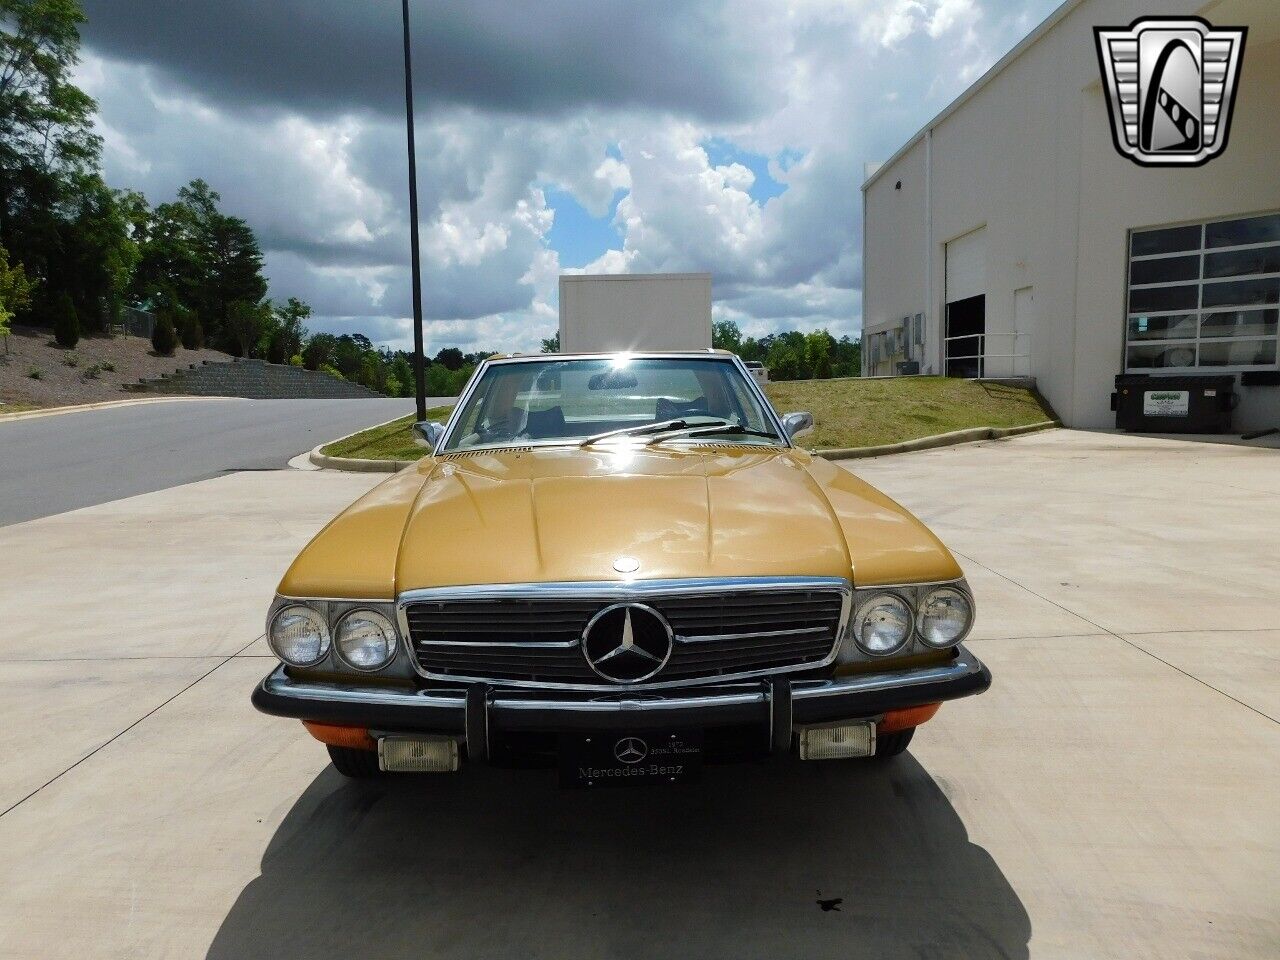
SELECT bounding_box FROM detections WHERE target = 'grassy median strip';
[320,405,454,461]
[320,378,1053,461]
[766,377,1054,450]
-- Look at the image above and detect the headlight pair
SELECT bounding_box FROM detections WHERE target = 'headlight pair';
[268,604,398,671]
[850,585,973,656]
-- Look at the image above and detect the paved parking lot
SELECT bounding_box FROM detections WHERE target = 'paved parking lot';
[0,429,1275,959]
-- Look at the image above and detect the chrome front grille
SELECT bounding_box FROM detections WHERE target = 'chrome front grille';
[401,582,848,688]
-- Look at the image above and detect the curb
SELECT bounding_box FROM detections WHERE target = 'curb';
[307,414,422,472]
[0,395,239,424]
[308,446,418,473]
[815,420,1060,460]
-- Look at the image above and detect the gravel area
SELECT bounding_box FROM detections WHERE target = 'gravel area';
[0,325,231,409]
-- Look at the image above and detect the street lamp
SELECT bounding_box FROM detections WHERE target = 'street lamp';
[401,0,427,421]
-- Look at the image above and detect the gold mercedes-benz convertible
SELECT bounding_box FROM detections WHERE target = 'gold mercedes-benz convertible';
[252,352,990,786]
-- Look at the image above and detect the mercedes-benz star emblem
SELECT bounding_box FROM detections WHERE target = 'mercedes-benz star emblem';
[614,737,648,764]
[581,603,673,683]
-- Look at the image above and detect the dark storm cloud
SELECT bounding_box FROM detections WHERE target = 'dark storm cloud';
[79,0,775,122]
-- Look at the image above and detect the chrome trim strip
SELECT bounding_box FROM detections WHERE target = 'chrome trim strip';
[257,647,985,715]
[675,626,829,645]
[395,577,852,692]
[413,638,581,649]
[398,576,847,602]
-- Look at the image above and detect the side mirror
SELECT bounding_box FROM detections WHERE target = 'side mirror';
[781,411,814,441]
[412,421,445,449]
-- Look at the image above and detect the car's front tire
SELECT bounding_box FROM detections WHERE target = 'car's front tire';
[874,726,915,759]
[327,744,382,778]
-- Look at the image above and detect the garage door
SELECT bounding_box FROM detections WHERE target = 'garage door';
[946,227,987,302]
[945,227,987,377]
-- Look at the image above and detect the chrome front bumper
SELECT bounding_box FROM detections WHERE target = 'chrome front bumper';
[252,646,990,754]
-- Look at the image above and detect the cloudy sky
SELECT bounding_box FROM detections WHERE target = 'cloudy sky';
[76,0,1060,353]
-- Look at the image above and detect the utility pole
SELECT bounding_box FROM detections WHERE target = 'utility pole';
[401,0,427,421]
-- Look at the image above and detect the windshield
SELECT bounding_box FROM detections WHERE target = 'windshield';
[441,357,781,452]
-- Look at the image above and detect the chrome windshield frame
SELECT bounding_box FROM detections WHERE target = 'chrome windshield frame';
[430,352,793,456]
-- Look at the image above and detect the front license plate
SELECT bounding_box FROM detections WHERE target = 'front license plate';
[558,730,704,788]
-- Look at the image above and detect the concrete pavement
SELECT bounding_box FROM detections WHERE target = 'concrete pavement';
[0,430,1275,958]
[0,397,444,526]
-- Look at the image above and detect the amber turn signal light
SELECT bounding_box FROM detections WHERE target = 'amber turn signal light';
[879,702,941,734]
[302,721,376,751]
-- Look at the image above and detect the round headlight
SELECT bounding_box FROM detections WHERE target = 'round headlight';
[269,605,330,666]
[852,593,913,656]
[335,609,398,671]
[916,587,973,648]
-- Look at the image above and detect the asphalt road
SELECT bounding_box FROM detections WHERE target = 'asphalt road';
[0,397,450,526]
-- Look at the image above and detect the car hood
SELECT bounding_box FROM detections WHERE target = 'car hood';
[278,444,961,598]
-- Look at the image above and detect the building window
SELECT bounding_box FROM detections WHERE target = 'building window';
[1126,212,1280,372]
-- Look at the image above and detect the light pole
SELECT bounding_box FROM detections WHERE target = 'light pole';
[401,0,427,421]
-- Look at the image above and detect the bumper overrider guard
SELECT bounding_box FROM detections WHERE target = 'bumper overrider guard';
[251,645,991,760]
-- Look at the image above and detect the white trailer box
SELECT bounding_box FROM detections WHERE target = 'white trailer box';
[558,273,711,352]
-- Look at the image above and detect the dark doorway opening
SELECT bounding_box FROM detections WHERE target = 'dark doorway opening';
[945,295,986,378]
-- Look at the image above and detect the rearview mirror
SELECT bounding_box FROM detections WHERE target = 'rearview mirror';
[588,371,639,390]
[781,411,814,441]
[413,421,445,449]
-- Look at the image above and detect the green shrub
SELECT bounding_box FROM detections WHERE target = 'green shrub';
[177,310,203,350]
[266,329,288,364]
[151,314,178,356]
[81,363,102,380]
[288,354,303,367]
[53,293,79,348]
[384,374,402,397]
[62,352,79,367]
[100,359,115,372]
[319,362,345,381]
[27,366,42,380]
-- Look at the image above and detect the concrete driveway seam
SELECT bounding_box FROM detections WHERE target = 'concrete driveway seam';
[0,633,263,820]
[955,549,1280,727]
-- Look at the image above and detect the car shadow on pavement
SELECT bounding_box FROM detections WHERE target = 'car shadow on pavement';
[207,754,1029,959]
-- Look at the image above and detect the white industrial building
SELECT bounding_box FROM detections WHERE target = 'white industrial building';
[862,0,1280,431]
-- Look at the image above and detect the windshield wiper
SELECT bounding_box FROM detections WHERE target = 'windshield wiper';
[579,418,690,447]
[646,422,780,445]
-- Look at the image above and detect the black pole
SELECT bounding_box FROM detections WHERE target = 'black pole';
[401,0,427,421]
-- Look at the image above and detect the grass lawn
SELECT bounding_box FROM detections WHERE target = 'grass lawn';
[0,401,42,416]
[320,405,454,460]
[765,376,1055,449]
[319,378,1054,460]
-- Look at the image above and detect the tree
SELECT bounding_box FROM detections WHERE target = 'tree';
[390,354,413,395]
[765,339,801,381]
[804,330,834,380]
[151,312,177,356]
[273,297,310,358]
[225,299,270,358]
[0,243,35,353]
[0,0,102,233]
[1,0,105,327]
[51,289,77,346]
[434,346,465,370]
[302,332,335,371]
[540,332,560,353]
[130,180,268,348]
[712,319,742,354]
